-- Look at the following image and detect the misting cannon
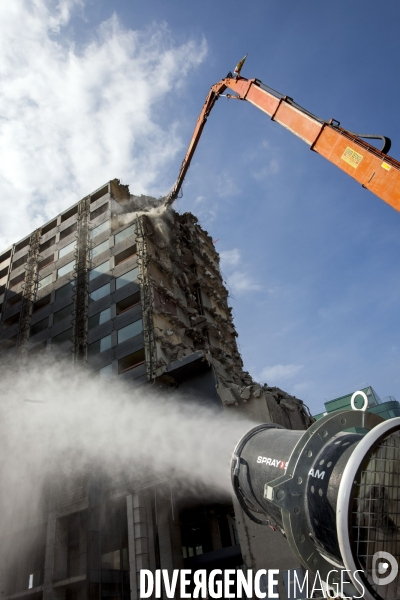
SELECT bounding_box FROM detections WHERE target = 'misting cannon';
[231,392,400,600]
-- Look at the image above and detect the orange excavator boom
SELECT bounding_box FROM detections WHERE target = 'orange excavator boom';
[166,76,400,211]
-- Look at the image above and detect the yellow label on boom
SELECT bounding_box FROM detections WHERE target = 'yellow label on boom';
[341,147,363,168]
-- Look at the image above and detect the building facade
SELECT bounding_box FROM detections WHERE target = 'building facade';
[0,179,313,600]
[314,385,400,423]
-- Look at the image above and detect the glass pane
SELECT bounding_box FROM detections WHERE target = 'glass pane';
[115,268,138,290]
[116,293,140,315]
[88,334,112,356]
[89,283,110,303]
[122,548,129,570]
[89,260,109,281]
[40,273,53,289]
[88,307,112,329]
[59,241,76,259]
[52,328,72,344]
[57,260,75,278]
[90,202,108,221]
[90,240,109,260]
[55,282,74,301]
[30,317,49,337]
[114,224,135,245]
[118,348,145,373]
[90,220,109,239]
[101,549,120,570]
[54,303,73,324]
[100,335,112,352]
[99,363,113,379]
[117,319,142,344]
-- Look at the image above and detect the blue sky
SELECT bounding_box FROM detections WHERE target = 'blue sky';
[1,0,400,413]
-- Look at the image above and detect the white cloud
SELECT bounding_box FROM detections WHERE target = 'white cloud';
[220,248,240,267]
[216,170,241,198]
[226,270,262,294]
[252,159,280,180]
[220,247,261,295]
[259,363,303,382]
[292,381,312,395]
[191,195,217,225]
[0,1,207,248]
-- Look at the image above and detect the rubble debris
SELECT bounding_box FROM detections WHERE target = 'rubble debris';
[114,194,314,430]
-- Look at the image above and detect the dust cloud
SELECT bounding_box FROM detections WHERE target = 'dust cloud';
[111,193,173,244]
[0,359,254,536]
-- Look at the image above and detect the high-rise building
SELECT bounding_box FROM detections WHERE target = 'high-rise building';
[0,179,313,599]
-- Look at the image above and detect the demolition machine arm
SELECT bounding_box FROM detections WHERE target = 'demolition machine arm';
[165,76,400,211]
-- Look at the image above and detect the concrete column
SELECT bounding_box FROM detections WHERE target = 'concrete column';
[127,495,138,600]
[53,517,68,581]
[0,531,19,595]
[144,492,157,573]
[127,493,153,600]
[42,511,57,600]
[157,497,174,576]
[156,486,184,599]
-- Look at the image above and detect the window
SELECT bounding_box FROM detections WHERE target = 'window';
[6,292,22,309]
[40,273,53,289]
[91,185,108,204]
[88,307,111,329]
[33,294,51,313]
[12,254,28,270]
[39,236,56,252]
[0,266,8,280]
[114,224,135,245]
[57,260,75,279]
[88,334,112,356]
[30,317,49,337]
[41,219,57,236]
[90,203,108,221]
[52,328,72,344]
[90,220,109,240]
[10,272,25,287]
[116,293,140,315]
[0,335,17,353]
[55,282,74,301]
[117,319,143,344]
[54,304,73,324]
[29,341,47,357]
[89,260,110,281]
[15,238,30,253]
[2,313,20,329]
[118,349,145,373]
[59,241,76,259]
[39,254,54,270]
[114,245,136,266]
[61,205,78,222]
[89,283,111,303]
[59,222,77,240]
[90,240,109,260]
[115,268,138,290]
[101,549,126,570]
[99,363,113,379]
[0,249,12,265]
